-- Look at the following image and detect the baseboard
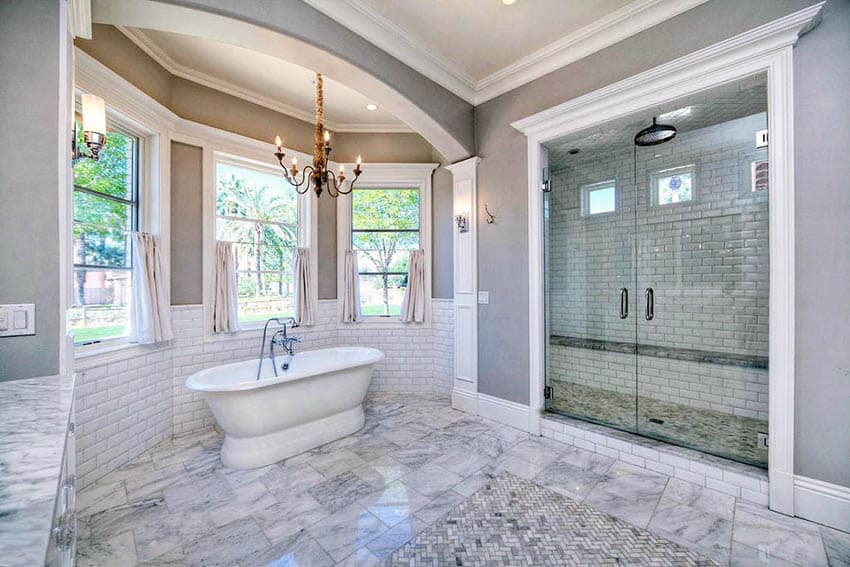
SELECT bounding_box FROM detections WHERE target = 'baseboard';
[451,387,478,414]
[794,475,850,532]
[451,388,531,431]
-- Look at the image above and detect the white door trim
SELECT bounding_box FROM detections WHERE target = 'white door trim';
[512,3,824,516]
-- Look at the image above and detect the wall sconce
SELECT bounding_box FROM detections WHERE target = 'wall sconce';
[455,213,469,233]
[73,93,107,162]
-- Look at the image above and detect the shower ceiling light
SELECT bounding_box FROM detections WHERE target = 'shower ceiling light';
[659,106,693,121]
[365,103,378,111]
[502,0,517,5]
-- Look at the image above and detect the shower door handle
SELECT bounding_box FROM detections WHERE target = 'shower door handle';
[619,288,628,319]
[645,288,655,321]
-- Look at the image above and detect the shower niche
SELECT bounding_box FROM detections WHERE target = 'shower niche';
[542,73,770,468]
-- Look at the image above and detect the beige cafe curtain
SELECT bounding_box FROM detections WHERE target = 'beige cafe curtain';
[293,247,315,326]
[212,241,239,333]
[400,249,426,323]
[341,249,362,323]
[130,232,173,344]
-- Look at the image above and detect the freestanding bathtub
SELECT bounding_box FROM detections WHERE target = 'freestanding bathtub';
[185,346,384,469]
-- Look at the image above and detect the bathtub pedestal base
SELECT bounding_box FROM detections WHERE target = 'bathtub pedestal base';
[220,405,366,469]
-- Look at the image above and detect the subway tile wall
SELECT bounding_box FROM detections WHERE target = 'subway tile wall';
[74,299,454,489]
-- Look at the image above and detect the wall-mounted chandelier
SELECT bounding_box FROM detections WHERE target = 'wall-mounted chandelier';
[274,73,362,198]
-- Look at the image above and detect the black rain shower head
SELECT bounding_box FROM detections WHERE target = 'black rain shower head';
[634,117,677,146]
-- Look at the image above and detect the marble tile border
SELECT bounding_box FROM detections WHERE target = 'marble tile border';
[540,412,769,506]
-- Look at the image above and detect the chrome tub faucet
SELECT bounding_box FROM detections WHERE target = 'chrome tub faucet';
[257,317,300,379]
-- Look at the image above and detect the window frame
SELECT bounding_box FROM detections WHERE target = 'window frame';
[337,163,437,328]
[580,179,618,217]
[206,148,316,334]
[650,163,696,207]
[72,110,145,350]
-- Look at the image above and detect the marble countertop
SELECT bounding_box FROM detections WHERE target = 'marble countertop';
[0,373,75,566]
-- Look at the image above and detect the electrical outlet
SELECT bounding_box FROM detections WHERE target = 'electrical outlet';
[0,304,35,337]
[477,291,489,304]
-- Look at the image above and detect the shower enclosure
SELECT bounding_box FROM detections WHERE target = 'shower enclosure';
[543,74,770,468]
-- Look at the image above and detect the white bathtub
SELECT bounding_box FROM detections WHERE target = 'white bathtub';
[185,346,384,469]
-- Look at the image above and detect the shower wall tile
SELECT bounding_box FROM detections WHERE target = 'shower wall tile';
[75,299,454,489]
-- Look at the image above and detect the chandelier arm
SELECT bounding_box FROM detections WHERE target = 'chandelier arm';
[290,166,315,195]
[336,170,361,195]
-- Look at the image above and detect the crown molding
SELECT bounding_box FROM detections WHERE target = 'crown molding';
[304,0,708,105]
[115,26,413,134]
[68,0,92,39]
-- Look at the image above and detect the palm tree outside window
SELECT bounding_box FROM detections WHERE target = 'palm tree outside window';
[215,158,298,324]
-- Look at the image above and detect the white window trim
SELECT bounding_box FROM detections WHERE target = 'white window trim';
[198,141,317,336]
[650,163,696,207]
[580,179,618,216]
[73,91,169,359]
[336,162,438,329]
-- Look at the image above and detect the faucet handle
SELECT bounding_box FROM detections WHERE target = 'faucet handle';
[288,318,299,328]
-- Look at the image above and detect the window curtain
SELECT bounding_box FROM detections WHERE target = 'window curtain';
[341,249,362,323]
[212,241,239,333]
[293,247,315,326]
[400,249,426,323]
[130,232,173,344]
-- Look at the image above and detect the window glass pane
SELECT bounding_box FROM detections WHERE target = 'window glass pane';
[352,188,419,230]
[69,268,131,343]
[73,191,132,267]
[216,160,298,322]
[588,186,616,214]
[658,171,692,204]
[359,274,407,317]
[73,128,135,199]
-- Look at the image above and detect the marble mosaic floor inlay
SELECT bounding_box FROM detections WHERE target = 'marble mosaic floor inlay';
[388,472,718,566]
[75,394,848,566]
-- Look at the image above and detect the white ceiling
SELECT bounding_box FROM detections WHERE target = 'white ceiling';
[305,0,708,104]
[118,27,411,133]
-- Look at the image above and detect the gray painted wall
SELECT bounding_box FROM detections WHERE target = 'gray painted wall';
[0,2,64,381]
[792,0,850,488]
[170,142,204,305]
[473,0,817,405]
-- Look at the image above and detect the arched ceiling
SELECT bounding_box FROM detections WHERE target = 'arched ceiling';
[91,0,474,161]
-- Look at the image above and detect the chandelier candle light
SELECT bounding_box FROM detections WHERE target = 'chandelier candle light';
[274,72,362,198]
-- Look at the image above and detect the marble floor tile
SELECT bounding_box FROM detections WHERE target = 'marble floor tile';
[207,479,277,527]
[345,435,401,461]
[821,525,850,567]
[77,481,127,516]
[351,455,411,489]
[162,471,233,513]
[388,444,446,468]
[309,448,367,478]
[365,516,430,559]
[400,463,464,498]
[259,461,326,497]
[308,502,389,562]
[357,480,431,527]
[431,446,492,477]
[150,442,204,470]
[88,497,169,540]
[660,477,736,520]
[414,489,466,525]
[648,498,733,562]
[453,469,497,497]
[732,500,828,566]
[308,470,379,513]
[76,530,137,567]
[183,517,270,567]
[250,531,334,567]
[583,484,663,528]
[123,463,186,502]
[253,491,328,543]
[132,509,213,563]
[533,461,606,500]
[592,460,670,499]
[373,420,434,445]
[555,445,616,474]
[100,457,155,485]
[335,547,383,567]
[440,416,497,439]
[729,541,798,566]
[488,452,552,480]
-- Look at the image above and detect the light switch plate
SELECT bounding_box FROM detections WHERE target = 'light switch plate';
[0,304,35,337]
[477,291,489,304]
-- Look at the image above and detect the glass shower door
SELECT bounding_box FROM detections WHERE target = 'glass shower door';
[544,155,638,431]
[634,104,770,467]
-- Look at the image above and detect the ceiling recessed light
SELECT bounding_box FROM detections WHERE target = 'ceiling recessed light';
[502,0,516,5]
[365,103,378,111]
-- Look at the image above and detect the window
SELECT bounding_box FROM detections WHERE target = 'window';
[581,180,617,216]
[215,158,298,324]
[654,165,694,205]
[351,187,420,317]
[751,159,769,192]
[70,125,139,345]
